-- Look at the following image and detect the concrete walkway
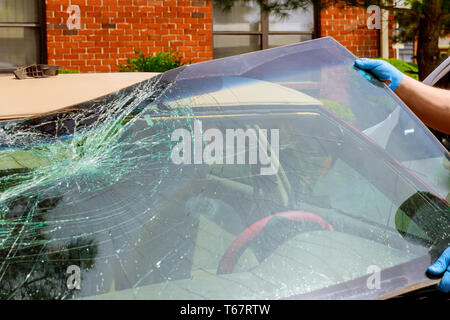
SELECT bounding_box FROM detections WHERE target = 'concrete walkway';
[0,72,159,120]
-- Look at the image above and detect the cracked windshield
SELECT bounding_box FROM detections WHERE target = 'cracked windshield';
[0,37,449,299]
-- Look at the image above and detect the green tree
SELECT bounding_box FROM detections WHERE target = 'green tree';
[212,0,450,80]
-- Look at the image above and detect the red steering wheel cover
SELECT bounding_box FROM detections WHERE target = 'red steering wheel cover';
[218,210,333,274]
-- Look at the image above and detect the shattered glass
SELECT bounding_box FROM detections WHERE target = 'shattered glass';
[0,37,449,299]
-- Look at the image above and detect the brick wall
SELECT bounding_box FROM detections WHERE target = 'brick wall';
[319,1,395,59]
[45,1,393,73]
[319,2,381,58]
[46,0,213,72]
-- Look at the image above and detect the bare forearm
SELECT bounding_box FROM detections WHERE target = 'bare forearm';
[395,76,450,134]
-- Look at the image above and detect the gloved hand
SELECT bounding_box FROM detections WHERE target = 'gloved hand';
[354,58,404,91]
[427,247,450,293]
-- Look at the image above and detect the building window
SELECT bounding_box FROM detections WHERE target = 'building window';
[213,0,315,58]
[0,0,46,72]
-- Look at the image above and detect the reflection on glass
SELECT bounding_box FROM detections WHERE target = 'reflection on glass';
[213,0,260,32]
[268,34,313,48]
[213,34,260,58]
[0,0,40,23]
[0,27,40,66]
[268,5,314,32]
[0,38,448,300]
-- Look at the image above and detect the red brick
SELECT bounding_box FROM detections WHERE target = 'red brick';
[70,60,86,66]
[72,48,87,54]
[79,66,96,72]
[95,65,111,72]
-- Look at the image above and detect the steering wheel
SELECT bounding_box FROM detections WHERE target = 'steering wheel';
[218,210,333,274]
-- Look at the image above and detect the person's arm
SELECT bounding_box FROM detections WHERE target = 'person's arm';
[354,58,450,134]
[396,75,450,134]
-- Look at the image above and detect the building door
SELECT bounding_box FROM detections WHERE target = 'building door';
[0,0,46,72]
[213,0,315,59]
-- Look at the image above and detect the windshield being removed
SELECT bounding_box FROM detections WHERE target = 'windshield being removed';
[0,37,448,300]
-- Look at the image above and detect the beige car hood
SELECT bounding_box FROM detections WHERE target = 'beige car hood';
[0,72,158,120]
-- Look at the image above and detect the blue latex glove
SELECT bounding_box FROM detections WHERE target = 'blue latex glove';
[354,58,404,91]
[428,247,450,293]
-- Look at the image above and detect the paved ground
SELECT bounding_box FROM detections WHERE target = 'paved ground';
[0,72,159,120]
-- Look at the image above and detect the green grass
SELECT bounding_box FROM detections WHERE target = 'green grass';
[59,69,80,74]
